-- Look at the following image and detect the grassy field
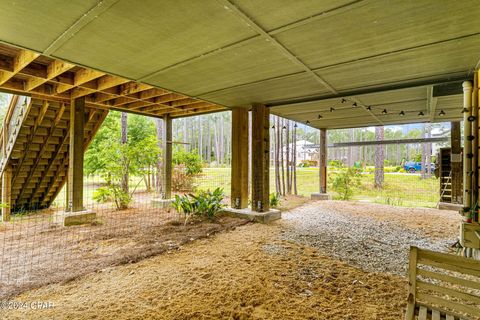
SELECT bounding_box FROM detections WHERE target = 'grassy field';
[50,167,439,210]
[194,167,440,208]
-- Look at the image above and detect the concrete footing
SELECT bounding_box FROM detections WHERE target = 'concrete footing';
[151,198,173,209]
[222,207,281,223]
[53,210,96,227]
[311,192,331,200]
[437,202,463,211]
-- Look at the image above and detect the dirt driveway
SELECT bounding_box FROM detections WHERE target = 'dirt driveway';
[1,201,460,320]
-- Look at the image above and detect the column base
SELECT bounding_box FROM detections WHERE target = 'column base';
[460,221,480,249]
[222,207,281,223]
[53,210,96,227]
[151,198,173,208]
[311,192,331,200]
[437,202,463,211]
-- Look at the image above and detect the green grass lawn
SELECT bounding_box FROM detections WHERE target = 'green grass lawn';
[50,167,439,210]
[194,167,439,208]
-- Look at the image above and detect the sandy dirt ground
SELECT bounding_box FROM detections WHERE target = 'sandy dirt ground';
[0,200,462,320]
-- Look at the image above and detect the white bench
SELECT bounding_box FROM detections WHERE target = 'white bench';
[405,247,480,320]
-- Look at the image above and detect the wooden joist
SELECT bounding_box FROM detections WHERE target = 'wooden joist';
[0,43,224,118]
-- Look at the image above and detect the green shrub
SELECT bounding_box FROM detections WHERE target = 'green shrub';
[330,167,362,200]
[172,187,225,225]
[173,150,202,176]
[269,193,280,207]
[93,185,131,210]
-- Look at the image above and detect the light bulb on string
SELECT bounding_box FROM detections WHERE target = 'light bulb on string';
[399,111,405,116]
[439,110,445,116]
[381,109,387,114]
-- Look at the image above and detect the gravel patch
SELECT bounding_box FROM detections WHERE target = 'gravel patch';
[280,201,458,276]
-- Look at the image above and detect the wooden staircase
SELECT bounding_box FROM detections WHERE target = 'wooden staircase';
[0,96,107,211]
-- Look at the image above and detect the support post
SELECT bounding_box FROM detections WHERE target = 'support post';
[311,128,330,200]
[463,81,473,214]
[231,108,249,209]
[67,97,85,212]
[162,115,172,199]
[251,103,269,212]
[1,166,11,222]
[451,121,462,204]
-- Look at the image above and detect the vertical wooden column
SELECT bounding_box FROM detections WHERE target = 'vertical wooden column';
[231,108,249,209]
[251,103,269,212]
[463,81,473,211]
[451,121,462,204]
[67,97,85,212]
[319,128,327,194]
[1,166,11,221]
[162,115,172,199]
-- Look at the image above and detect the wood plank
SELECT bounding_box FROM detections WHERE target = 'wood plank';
[446,315,455,320]
[25,59,75,91]
[67,97,85,211]
[319,128,327,193]
[1,166,11,221]
[405,246,418,320]
[417,248,480,277]
[432,309,440,320]
[162,115,172,199]
[417,268,480,290]
[416,293,478,319]
[0,49,39,85]
[231,108,249,209]
[418,306,427,320]
[417,280,480,305]
[251,103,270,212]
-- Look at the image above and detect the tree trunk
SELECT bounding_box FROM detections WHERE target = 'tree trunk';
[274,116,280,195]
[280,118,285,196]
[285,120,291,194]
[121,112,129,194]
[155,117,163,193]
[293,122,297,195]
[374,126,384,188]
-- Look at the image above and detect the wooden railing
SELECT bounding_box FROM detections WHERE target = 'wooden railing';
[405,247,480,320]
[0,95,31,175]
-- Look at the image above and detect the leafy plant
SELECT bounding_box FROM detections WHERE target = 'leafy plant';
[173,150,203,176]
[330,167,362,200]
[269,193,280,207]
[172,187,225,225]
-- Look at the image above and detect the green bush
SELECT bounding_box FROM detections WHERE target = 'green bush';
[172,187,225,225]
[173,150,202,176]
[330,167,362,200]
[93,185,131,210]
[269,193,280,207]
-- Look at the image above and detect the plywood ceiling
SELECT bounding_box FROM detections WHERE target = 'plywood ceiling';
[0,0,478,127]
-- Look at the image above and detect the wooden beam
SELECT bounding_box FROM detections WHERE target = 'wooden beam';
[1,165,12,221]
[162,115,172,199]
[0,49,39,86]
[319,128,327,194]
[25,59,75,91]
[231,108,249,209]
[451,121,462,204]
[67,97,85,211]
[251,103,270,212]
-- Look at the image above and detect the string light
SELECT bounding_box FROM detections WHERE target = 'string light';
[318,114,323,119]
[439,110,445,116]
[294,123,298,128]
[382,109,387,114]
[352,102,358,107]
[330,107,335,112]
[418,111,424,116]
[399,111,405,116]
[366,106,372,111]
[305,120,310,124]
[271,124,275,129]
[282,125,286,129]
[341,98,347,103]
